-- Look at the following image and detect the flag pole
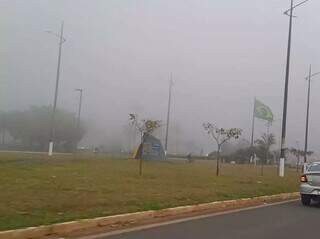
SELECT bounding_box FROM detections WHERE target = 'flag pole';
[262,121,271,176]
[164,74,173,158]
[250,97,256,165]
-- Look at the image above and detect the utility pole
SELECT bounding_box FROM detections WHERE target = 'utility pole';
[303,66,320,168]
[74,88,83,152]
[279,0,293,177]
[1,130,5,145]
[262,122,271,176]
[280,0,309,177]
[296,140,301,172]
[75,89,83,131]
[164,75,173,157]
[304,65,312,166]
[47,21,66,156]
[250,98,256,165]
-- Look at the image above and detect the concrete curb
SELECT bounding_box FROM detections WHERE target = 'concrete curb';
[0,192,299,239]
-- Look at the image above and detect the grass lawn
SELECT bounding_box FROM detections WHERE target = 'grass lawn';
[0,152,300,231]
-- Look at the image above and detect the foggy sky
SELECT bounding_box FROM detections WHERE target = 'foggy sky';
[1,0,320,154]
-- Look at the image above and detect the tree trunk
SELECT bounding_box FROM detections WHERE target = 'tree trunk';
[216,148,220,176]
[139,157,142,176]
[139,133,144,176]
[1,130,5,145]
[261,146,268,176]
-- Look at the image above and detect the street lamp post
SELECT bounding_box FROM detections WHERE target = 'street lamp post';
[279,0,309,177]
[47,21,66,156]
[75,88,83,132]
[303,66,320,169]
[74,88,83,152]
[164,75,173,157]
[296,140,300,172]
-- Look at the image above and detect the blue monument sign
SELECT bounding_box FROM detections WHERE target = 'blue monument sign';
[134,133,165,160]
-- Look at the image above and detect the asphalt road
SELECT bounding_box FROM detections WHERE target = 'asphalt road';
[99,201,320,239]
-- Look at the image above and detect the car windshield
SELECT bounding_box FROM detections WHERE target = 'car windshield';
[308,164,320,172]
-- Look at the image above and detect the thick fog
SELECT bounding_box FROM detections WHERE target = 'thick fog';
[1,0,320,154]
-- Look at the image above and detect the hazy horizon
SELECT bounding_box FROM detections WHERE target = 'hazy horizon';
[1,0,320,155]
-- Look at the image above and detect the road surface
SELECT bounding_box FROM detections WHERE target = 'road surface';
[93,201,320,239]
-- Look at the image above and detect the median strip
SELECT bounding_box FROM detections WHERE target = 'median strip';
[0,192,299,239]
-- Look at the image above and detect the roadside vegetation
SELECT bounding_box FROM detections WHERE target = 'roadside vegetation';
[0,107,86,152]
[0,152,300,231]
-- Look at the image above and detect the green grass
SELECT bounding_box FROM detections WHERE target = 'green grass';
[0,152,300,231]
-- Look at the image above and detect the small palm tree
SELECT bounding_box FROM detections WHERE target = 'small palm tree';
[255,133,276,176]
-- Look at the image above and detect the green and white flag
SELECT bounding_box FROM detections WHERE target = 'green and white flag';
[254,99,273,122]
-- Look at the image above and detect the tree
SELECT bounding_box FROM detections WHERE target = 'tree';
[203,123,242,176]
[220,139,250,157]
[255,133,276,176]
[223,146,254,164]
[3,106,86,152]
[0,111,9,145]
[129,113,161,175]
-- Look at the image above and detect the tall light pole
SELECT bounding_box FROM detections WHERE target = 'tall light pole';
[164,75,173,157]
[46,21,66,156]
[75,88,83,152]
[296,140,301,172]
[304,66,320,166]
[279,0,309,177]
[75,88,83,131]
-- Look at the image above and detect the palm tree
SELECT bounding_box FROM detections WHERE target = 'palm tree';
[255,133,276,176]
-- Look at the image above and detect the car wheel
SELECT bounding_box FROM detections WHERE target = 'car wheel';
[301,194,311,206]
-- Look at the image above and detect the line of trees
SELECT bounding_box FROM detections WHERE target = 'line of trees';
[206,130,315,176]
[289,148,313,172]
[0,106,86,152]
[204,127,280,176]
[127,116,310,177]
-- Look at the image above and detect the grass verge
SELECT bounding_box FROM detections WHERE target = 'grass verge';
[0,152,299,231]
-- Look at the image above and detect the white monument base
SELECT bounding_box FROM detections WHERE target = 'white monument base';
[279,158,285,177]
[48,141,53,156]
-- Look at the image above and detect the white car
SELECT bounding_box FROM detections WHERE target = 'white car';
[300,162,320,205]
